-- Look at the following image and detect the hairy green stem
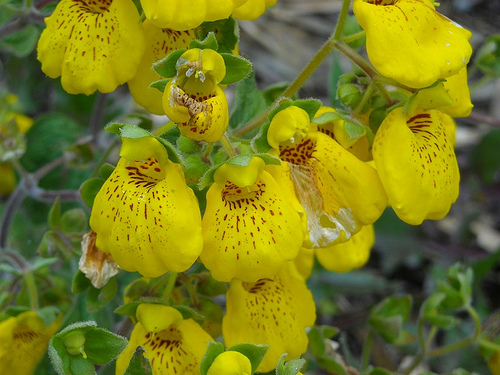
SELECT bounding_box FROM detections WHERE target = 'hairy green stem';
[220,133,237,157]
[162,272,178,302]
[24,270,39,310]
[361,330,373,370]
[180,273,200,308]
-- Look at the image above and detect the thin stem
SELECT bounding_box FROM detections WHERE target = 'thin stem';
[201,142,214,164]
[0,186,26,249]
[332,0,352,41]
[24,270,39,310]
[162,272,178,302]
[342,30,366,44]
[361,330,373,370]
[180,273,199,309]
[352,80,375,118]
[89,93,108,145]
[220,133,237,157]
[478,337,500,353]
[427,305,481,358]
[152,122,176,137]
[90,138,120,178]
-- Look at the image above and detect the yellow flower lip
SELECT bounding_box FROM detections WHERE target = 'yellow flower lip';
[214,157,265,188]
[136,304,183,333]
[177,48,226,87]
[207,351,253,375]
[268,106,311,149]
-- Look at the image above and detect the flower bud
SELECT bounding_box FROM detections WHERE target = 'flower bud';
[337,84,362,109]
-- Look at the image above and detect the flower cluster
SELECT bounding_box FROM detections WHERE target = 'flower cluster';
[12,0,480,373]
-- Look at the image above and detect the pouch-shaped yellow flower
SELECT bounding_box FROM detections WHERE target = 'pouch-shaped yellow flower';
[37,0,145,95]
[268,106,387,248]
[222,265,316,372]
[140,0,248,30]
[128,21,195,115]
[163,49,229,142]
[164,81,229,142]
[207,351,252,375]
[200,157,304,282]
[89,136,203,278]
[315,224,375,273]
[0,311,60,375]
[372,108,459,225]
[116,304,212,375]
[232,0,277,21]
[353,0,472,88]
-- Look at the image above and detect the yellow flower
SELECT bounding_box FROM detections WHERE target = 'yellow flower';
[232,0,277,21]
[0,100,33,196]
[89,135,203,278]
[140,0,248,30]
[207,351,252,375]
[315,224,375,273]
[200,157,305,282]
[0,311,61,375]
[372,108,459,225]
[489,351,500,375]
[116,304,212,375]
[128,21,195,115]
[353,0,472,88]
[37,0,145,95]
[268,106,387,248]
[163,49,229,142]
[222,265,316,373]
[441,66,473,118]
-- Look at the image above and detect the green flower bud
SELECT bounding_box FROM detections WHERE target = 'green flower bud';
[63,330,86,357]
[176,135,200,154]
[337,84,362,109]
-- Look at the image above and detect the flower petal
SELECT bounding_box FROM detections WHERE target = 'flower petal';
[116,304,212,375]
[200,163,304,282]
[373,108,459,224]
[353,0,472,88]
[128,21,195,115]
[315,224,375,273]
[90,137,203,278]
[37,0,145,95]
[222,266,315,372]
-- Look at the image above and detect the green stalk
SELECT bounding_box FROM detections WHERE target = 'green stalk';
[162,272,178,302]
[361,330,374,370]
[24,270,39,310]
[220,133,237,157]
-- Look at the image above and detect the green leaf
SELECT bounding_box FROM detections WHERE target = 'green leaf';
[471,129,500,184]
[86,278,117,312]
[173,305,205,321]
[48,197,62,230]
[437,263,473,309]
[153,49,187,78]
[156,137,183,165]
[114,301,143,317]
[72,270,92,294]
[220,54,252,85]
[262,82,290,105]
[421,293,459,329]
[189,31,219,50]
[120,124,152,139]
[308,326,326,357]
[343,119,367,141]
[99,163,115,180]
[69,355,96,375]
[80,177,105,208]
[200,341,225,375]
[195,18,239,54]
[368,295,412,344]
[251,121,272,153]
[124,346,153,375]
[61,208,87,234]
[198,162,224,190]
[31,257,59,271]
[291,99,322,119]
[105,122,126,135]
[84,327,128,365]
[0,24,40,58]
[229,71,267,130]
[227,343,268,374]
[149,79,169,93]
[317,355,347,375]
[475,35,500,77]
[276,353,306,375]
